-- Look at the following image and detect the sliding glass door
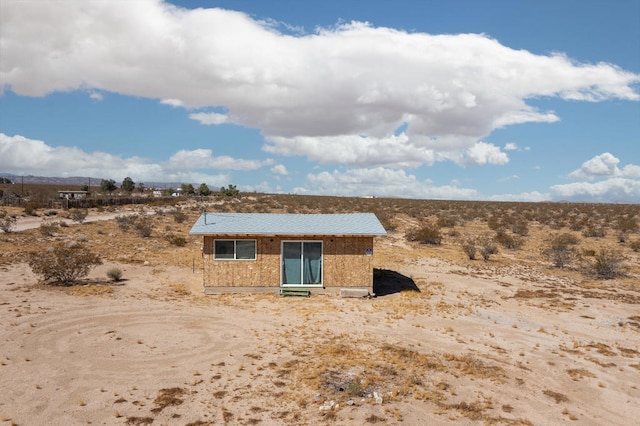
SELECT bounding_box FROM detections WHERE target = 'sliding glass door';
[282,241,322,285]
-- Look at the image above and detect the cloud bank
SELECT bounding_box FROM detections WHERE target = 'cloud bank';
[1,0,638,170]
[0,133,270,186]
[551,153,640,203]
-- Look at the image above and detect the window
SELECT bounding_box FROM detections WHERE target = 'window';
[214,239,256,260]
[282,241,322,285]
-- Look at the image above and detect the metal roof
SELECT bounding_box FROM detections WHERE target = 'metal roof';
[189,212,387,236]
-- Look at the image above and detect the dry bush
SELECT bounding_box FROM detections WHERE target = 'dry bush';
[23,201,39,216]
[629,239,640,252]
[459,235,477,260]
[586,247,626,280]
[405,222,443,245]
[165,234,187,247]
[39,220,59,236]
[115,212,155,234]
[0,209,17,233]
[68,208,88,223]
[115,214,134,231]
[172,209,187,223]
[477,234,498,261]
[27,242,102,285]
[106,268,123,282]
[542,232,580,268]
[582,221,607,238]
[494,228,524,250]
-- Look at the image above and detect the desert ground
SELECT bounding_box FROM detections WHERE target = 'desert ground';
[1,195,639,425]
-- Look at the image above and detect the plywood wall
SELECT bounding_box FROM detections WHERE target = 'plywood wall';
[201,235,374,288]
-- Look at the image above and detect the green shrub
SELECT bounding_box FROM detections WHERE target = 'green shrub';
[27,242,102,285]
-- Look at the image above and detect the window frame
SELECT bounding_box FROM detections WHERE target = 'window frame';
[213,239,257,260]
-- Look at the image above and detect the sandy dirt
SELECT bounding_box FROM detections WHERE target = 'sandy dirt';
[0,206,639,425]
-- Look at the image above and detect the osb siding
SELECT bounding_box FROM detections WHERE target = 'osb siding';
[202,235,374,288]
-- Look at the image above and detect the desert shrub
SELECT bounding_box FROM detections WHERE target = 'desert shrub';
[172,210,187,223]
[106,268,123,282]
[68,208,88,223]
[586,247,626,280]
[23,201,39,216]
[460,235,477,260]
[511,219,529,237]
[39,220,59,236]
[629,239,640,252]
[165,234,187,247]
[436,214,458,228]
[495,229,523,250]
[615,215,639,234]
[582,222,606,238]
[134,215,153,237]
[487,214,502,231]
[477,234,498,261]
[0,209,17,233]
[27,242,102,285]
[405,222,443,245]
[542,232,580,268]
[115,214,134,231]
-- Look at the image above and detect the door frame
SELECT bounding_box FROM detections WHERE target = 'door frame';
[280,240,324,287]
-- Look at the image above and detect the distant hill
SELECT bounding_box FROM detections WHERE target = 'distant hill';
[0,173,183,189]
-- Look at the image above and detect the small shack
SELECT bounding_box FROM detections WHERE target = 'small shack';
[58,190,88,199]
[189,212,387,295]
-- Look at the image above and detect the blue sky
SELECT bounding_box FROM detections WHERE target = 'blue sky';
[1,0,639,202]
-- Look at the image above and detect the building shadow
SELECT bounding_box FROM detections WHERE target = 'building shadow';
[373,268,420,296]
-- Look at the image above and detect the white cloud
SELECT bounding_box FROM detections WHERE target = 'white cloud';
[270,164,288,175]
[504,143,518,151]
[89,91,103,101]
[1,1,637,169]
[489,191,550,202]
[550,177,640,203]
[296,167,480,199]
[459,142,509,166]
[622,164,640,178]
[568,152,640,180]
[0,133,268,185]
[189,112,229,125]
[568,152,620,180]
[165,149,272,171]
[552,153,640,202]
[160,98,184,107]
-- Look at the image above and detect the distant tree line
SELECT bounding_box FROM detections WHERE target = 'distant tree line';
[93,177,230,198]
[0,177,13,184]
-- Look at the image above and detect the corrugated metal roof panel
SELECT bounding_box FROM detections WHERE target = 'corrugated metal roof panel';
[189,212,387,236]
